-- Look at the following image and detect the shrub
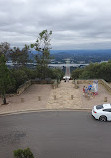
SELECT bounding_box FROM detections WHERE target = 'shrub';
[13,148,34,158]
[11,69,28,89]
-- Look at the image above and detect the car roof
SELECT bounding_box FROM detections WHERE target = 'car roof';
[103,104,111,109]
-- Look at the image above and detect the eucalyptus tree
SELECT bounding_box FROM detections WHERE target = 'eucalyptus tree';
[10,45,30,67]
[31,30,52,79]
[0,42,10,60]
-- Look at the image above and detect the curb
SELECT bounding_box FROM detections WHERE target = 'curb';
[0,108,92,116]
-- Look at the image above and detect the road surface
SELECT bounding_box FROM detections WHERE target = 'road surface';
[0,111,111,158]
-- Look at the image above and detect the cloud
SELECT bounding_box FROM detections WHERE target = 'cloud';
[0,0,111,49]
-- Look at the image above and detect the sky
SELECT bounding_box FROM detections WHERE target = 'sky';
[0,0,111,50]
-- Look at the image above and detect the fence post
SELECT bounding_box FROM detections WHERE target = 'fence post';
[21,98,24,103]
[104,97,107,102]
[54,95,56,100]
[71,95,73,100]
[38,96,41,101]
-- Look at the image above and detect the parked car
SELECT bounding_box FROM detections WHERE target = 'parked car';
[92,104,111,121]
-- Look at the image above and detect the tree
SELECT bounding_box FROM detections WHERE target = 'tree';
[51,68,64,81]
[10,45,30,67]
[0,42,10,60]
[0,55,11,104]
[31,30,52,79]
[71,62,111,82]
[71,68,84,79]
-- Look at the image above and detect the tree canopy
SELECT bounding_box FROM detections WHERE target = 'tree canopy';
[71,62,111,82]
[10,45,30,67]
[31,30,52,79]
[0,42,10,60]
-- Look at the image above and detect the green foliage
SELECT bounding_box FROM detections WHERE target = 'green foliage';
[0,42,10,60]
[10,45,30,67]
[50,68,64,81]
[0,55,12,104]
[20,67,38,79]
[71,62,111,82]
[35,66,64,81]
[13,148,34,158]
[71,68,84,79]
[11,69,28,89]
[9,67,38,90]
[31,30,52,79]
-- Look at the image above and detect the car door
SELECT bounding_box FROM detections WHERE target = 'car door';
[103,109,111,121]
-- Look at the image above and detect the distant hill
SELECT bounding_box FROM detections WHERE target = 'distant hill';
[50,49,111,63]
[50,49,111,55]
[29,49,111,63]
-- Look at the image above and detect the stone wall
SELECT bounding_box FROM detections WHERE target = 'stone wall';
[17,79,55,95]
[31,79,54,84]
[76,79,111,94]
[98,79,111,94]
[76,79,93,84]
[17,80,32,95]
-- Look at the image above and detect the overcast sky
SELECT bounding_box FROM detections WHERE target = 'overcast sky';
[0,0,111,49]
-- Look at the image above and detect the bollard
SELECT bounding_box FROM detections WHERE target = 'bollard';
[71,95,73,100]
[52,84,54,89]
[104,97,107,102]
[38,96,41,101]
[21,98,24,103]
[54,95,56,100]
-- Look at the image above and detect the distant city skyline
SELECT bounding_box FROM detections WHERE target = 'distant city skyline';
[0,0,111,49]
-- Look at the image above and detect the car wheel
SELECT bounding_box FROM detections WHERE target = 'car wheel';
[99,115,107,122]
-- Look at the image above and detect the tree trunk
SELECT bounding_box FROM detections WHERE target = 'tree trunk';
[2,94,7,104]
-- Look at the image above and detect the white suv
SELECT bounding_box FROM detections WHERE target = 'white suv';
[92,104,111,121]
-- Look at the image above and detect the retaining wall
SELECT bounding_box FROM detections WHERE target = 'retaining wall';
[17,80,32,95]
[98,79,111,94]
[17,79,55,95]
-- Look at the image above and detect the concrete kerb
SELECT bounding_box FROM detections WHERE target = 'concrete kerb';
[0,108,92,117]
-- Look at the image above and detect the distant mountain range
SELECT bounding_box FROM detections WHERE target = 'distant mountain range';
[29,49,111,63]
[32,49,111,55]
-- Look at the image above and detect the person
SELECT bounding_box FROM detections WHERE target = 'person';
[90,84,92,90]
[83,86,85,96]
[88,83,92,91]
[67,78,69,82]
[64,78,66,82]
[85,87,88,97]
[91,85,95,97]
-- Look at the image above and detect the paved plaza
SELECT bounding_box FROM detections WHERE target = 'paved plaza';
[0,80,111,114]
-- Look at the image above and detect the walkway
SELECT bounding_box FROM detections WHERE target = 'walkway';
[46,80,83,109]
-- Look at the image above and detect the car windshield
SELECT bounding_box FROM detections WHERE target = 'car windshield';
[96,105,103,109]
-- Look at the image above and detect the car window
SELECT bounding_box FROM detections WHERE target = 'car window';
[103,109,111,112]
[96,105,103,109]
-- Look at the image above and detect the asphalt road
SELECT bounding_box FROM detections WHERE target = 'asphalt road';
[0,111,111,158]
